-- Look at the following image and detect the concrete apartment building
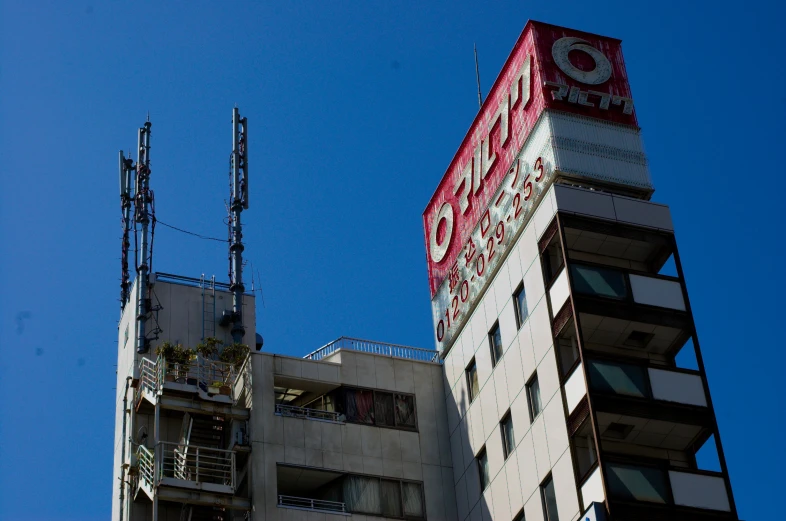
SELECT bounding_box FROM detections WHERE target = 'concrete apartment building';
[112,20,739,521]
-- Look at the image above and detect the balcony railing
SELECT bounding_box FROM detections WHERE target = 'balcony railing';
[587,359,707,407]
[136,444,155,492]
[606,463,730,512]
[137,354,240,404]
[133,442,237,496]
[275,403,344,423]
[159,441,235,489]
[278,495,348,514]
[304,336,440,364]
[570,263,685,312]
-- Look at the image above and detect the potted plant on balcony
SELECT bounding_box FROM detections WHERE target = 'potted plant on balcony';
[156,342,180,382]
[196,337,222,360]
[217,342,250,395]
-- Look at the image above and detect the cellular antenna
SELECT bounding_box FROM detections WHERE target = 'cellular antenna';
[474,43,483,109]
[134,121,154,353]
[222,107,249,344]
[119,150,134,313]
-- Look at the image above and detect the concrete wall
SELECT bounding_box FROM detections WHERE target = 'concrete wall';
[112,275,256,521]
[248,350,456,521]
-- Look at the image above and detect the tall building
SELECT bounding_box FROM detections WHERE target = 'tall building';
[112,20,739,521]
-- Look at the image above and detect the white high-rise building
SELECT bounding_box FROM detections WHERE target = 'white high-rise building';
[112,20,739,521]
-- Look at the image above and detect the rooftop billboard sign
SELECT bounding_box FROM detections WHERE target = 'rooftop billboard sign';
[423,21,637,299]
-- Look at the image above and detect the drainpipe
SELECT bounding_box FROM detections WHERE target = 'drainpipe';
[118,376,132,521]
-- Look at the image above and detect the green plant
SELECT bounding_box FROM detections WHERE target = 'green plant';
[219,342,250,368]
[196,337,223,359]
[155,342,195,365]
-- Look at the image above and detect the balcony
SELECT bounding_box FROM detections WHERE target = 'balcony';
[570,262,685,311]
[605,462,732,519]
[134,442,250,509]
[275,403,344,423]
[277,495,348,515]
[277,464,426,520]
[136,354,241,407]
[587,359,707,407]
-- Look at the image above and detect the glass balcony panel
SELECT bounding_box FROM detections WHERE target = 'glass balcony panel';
[606,463,669,504]
[588,361,649,398]
[571,264,627,299]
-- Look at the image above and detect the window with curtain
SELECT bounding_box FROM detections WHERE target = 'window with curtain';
[374,391,396,427]
[341,387,418,430]
[345,388,374,424]
[341,475,424,519]
[343,475,381,514]
[381,479,403,518]
[395,394,416,428]
[402,482,424,518]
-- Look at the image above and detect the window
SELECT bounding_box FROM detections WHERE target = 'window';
[512,509,525,521]
[500,412,515,460]
[342,475,425,519]
[541,234,564,287]
[394,394,416,428]
[527,373,542,421]
[489,323,503,367]
[572,421,597,479]
[555,335,579,379]
[570,264,627,300]
[345,388,375,424]
[477,447,490,491]
[513,283,528,329]
[541,476,560,521]
[467,359,479,402]
[341,387,418,430]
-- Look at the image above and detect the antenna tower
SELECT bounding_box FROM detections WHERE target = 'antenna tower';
[223,108,249,344]
[134,121,154,353]
[119,151,134,312]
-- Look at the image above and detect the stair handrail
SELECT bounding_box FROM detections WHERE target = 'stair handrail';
[136,444,156,490]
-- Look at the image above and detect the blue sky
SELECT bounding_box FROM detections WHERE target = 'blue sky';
[0,1,783,520]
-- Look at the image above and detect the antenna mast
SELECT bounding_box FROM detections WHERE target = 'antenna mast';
[134,121,154,353]
[119,151,134,313]
[225,107,248,344]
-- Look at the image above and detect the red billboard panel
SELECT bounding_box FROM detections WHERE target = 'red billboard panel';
[423,21,637,297]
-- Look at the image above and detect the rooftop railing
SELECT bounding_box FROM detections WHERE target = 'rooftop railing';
[277,495,348,514]
[275,403,344,423]
[304,337,441,364]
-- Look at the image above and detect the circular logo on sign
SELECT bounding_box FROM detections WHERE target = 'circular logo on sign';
[551,37,612,85]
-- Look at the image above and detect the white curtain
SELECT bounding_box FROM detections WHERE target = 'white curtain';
[343,476,381,514]
[381,479,403,517]
[402,482,424,518]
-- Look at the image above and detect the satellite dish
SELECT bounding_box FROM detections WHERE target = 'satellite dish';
[137,426,148,446]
